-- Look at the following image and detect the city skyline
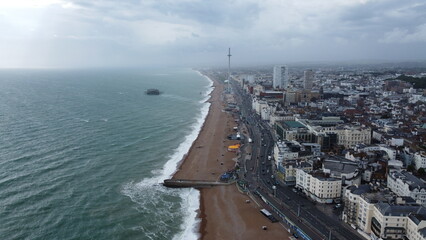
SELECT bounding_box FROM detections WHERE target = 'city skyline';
[0,0,426,68]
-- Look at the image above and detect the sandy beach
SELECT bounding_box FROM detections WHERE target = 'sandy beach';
[172,74,290,240]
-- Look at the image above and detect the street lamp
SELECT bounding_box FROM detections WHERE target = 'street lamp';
[272,185,277,197]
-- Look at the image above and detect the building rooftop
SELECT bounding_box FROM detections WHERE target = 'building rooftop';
[409,213,426,225]
[389,170,426,191]
[376,203,426,217]
[309,170,339,182]
[297,161,312,168]
[323,158,359,175]
[419,228,426,237]
[282,120,306,129]
[348,185,371,195]
[361,191,390,204]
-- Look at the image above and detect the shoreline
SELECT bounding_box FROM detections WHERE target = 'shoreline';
[172,71,290,240]
[171,71,217,179]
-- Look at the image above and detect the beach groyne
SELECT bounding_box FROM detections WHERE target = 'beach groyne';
[163,179,231,188]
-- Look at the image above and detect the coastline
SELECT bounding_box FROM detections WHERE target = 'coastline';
[172,71,290,239]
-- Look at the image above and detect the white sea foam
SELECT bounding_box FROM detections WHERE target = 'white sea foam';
[172,188,201,240]
[195,70,215,103]
[76,118,90,123]
[160,101,211,180]
[123,70,213,240]
[168,70,213,240]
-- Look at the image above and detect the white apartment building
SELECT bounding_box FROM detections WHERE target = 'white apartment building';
[273,65,289,89]
[252,98,267,115]
[387,170,426,206]
[277,161,312,184]
[342,187,426,240]
[343,185,369,227]
[406,214,426,240]
[260,105,272,121]
[357,193,385,234]
[252,98,276,121]
[371,203,426,240]
[296,169,342,203]
[414,152,426,170]
[273,141,299,167]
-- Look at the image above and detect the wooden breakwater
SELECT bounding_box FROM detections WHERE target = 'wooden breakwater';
[163,179,231,188]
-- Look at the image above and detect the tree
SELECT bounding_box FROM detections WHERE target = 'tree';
[313,160,322,170]
[407,164,415,172]
[418,168,426,176]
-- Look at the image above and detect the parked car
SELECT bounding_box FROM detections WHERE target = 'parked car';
[334,203,342,209]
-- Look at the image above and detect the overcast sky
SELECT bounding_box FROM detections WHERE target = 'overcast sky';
[1,0,425,68]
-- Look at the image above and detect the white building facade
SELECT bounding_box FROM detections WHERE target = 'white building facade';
[371,203,426,240]
[414,152,426,170]
[335,126,371,149]
[296,169,342,203]
[273,65,289,89]
[387,170,426,206]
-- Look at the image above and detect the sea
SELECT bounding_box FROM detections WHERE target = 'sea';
[0,68,213,240]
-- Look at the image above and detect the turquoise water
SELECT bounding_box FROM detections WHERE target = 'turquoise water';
[0,68,212,240]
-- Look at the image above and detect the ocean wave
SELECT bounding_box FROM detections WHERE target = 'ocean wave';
[168,71,212,240]
[195,71,215,103]
[172,188,200,240]
[122,72,213,240]
[161,77,212,180]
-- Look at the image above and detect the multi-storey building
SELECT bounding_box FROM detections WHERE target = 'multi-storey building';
[273,141,299,166]
[277,161,312,185]
[414,152,426,170]
[275,120,313,142]
[342,187,426,240]
[371,203,426,240]
[357,192,391,234]
[296,169,342,203]
[406,213,426,240]
[334,125,372,149]
[343,185,371,227]
[273,65,289,89]
[387,170,426,206]
[303,69,314,90]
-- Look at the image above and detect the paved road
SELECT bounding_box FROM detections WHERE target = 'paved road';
[229,79,363,240]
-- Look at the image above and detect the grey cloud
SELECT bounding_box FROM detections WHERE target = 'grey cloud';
[0,0,425,68]
[151,0,260,28]
[67,0,260,28]
[339,0,426,32]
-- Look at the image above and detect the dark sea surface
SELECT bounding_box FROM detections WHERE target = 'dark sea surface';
[0,68,212,240]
